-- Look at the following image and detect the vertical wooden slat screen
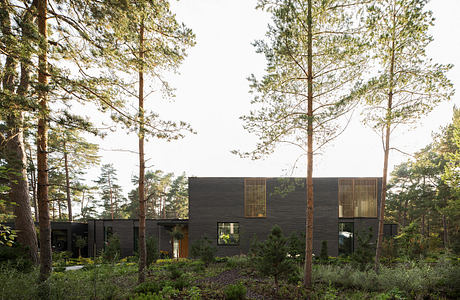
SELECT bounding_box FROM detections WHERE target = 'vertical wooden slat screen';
[244,178,266,217]
[339,178,377,218]
[339,179,354,218]
[355,179,377,217]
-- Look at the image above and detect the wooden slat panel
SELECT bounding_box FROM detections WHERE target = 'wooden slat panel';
[244,178,266,217]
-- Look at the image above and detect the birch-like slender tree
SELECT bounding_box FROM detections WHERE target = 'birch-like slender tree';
[361,0,453,272]
[238,0,366,288]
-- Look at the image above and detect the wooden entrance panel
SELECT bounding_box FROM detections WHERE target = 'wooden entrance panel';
[179,226,188,258]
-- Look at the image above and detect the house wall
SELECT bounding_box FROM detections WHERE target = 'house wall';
[188,177,381,257]
[87,219,174,257]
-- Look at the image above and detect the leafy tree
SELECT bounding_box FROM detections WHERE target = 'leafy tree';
[360,0,454,272]
[250,225,295,287]
[238,0,367,288]
[351,228,375,270]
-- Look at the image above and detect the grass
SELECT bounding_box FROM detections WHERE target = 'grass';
[0,255,458,299]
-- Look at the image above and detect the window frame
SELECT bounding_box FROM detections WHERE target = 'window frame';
[217,222,240,246]
[244,178,267,218]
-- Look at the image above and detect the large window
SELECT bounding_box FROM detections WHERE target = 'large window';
[217,222,240,245]
[338,222,354,255]
[339,178,377,218]
[244,178,266,217]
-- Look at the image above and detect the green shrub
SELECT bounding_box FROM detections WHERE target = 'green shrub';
[351,228,374,270]
[167,263,182,279]
[190,236,216,266]
[172,274,190,291]
[131,292,164,300]
[188,286,201,300]
[224,282,246,300]
[226,255,249,269]
[146,237,159,266]
[320,240,328,261]
[250,225,295,286]
[0,244,34,272]
[133,281,164,295]
[75,235,87,257]
[287,231,305,262]
[103,234,121,262]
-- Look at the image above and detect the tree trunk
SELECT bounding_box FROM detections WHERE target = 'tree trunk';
[0,0,39,265]
[442,214,448,248]
[304,0,314,290]
[28,146,39,221]
[81,189,85,217]
[421,214,425,236]
[63,140,72,221]
[375,10,396,273]
[37,0,52,282]
[108,173,113,219]
[138,21,147,284]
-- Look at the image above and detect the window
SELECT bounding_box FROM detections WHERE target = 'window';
[339,178,377,218]
[244,178,266,217]
[217,222,240,245]
[338,222,354,255]
[104,226,113,244]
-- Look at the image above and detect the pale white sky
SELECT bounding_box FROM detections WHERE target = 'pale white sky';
[87,0,460,195]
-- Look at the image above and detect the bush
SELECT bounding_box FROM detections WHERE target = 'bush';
[103,234,121,262]
[226,255,249,269]
[0,244,34,272]
[133,281,164,295]
[224,282,247,300]
[146,237,159,266]
[287,231,305,263]
[167,263,182,279]
[320,240,328,262]
[190,236,216,266]
[250,225,295,286]
[351,228,374,270]
[172,274,191,291]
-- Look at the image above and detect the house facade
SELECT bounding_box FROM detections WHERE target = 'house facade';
[188,177,383,257]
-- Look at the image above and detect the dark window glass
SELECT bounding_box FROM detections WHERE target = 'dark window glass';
[338,222,354,255]
[217,222,240,245]
[134,227,139,253]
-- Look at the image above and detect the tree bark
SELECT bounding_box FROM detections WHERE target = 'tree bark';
[37,0,52,282]
[442,214,448,248]
[28,146,39,221]
[63,140,72,221]
[304,0,314,290]
[138,20,147,284]
[375,8,396,273]
[0,0,39,265]
[108,173,113,219]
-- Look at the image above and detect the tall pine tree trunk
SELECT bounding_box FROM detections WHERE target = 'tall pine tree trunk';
[108,173,113,219]
[0,0,39,264]
[28,146,39,221]
[375,13,396,272]
[138,20,147,284]
[304,0,314,289]
[37,0,52,282]
[63,140,72,221]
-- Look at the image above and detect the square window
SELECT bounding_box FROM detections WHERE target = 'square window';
[217,222,240,245]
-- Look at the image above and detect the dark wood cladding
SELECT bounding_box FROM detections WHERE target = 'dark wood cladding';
[189,177,381,257]
[87,219,175,257]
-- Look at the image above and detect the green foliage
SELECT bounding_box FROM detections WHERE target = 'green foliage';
[133,281,164,295]
[166,263,182,280]
[351,228,375,270]
[187,286,201,300]
[395,223,427,259]
[320,240,329,262]
[190,236,216,266]
[0,224,16,247]
[223,282,246,300]
[250,225,295,285]
[146,237,159,266]
[0,244,34,272]
[103,234,121,262]
[131,292,164,300]
[226,255,249,269]
[286,231,305,263]
[172,274,191,291]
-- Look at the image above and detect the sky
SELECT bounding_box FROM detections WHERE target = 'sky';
[88,0,460,194]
